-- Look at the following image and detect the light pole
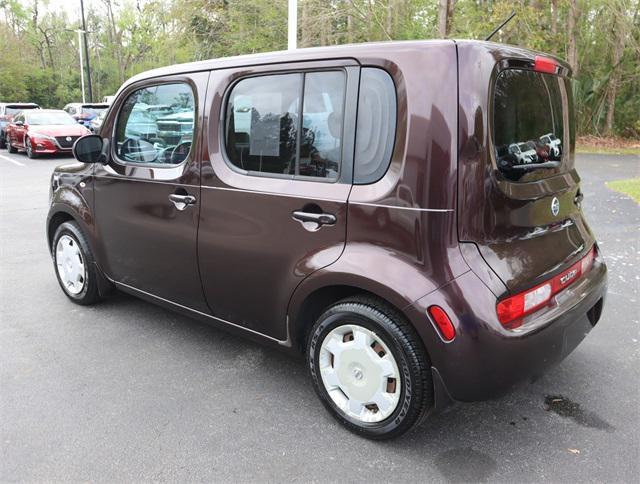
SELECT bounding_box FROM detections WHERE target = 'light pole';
[66,28,87,103]
[79,0,93,102]
[77,29,86,103]
[288,0,297,50]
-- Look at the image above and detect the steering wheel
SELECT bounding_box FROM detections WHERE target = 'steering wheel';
[120,137,158,163]
[169,141,192,164]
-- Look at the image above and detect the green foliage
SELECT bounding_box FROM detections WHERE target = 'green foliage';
[0,0,638,137]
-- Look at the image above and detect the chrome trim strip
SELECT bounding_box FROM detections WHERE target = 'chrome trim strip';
[95,175,200,189]
[201,184,345,203]
[349,201,454,213]
[202,185,453,211]
[113,280,291,346]
[93,176,453,212]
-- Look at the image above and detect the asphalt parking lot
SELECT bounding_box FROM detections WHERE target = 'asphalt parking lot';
[1,149,638,482]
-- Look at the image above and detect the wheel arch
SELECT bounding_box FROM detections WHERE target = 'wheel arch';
[46,197,94,254]
[47,210,75,251]
[287,275,426,354]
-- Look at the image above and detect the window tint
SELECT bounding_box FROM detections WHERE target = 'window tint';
[115,83,195,165]
[354,68,396,185]
[493,69,565,182]
[225,71,345,181]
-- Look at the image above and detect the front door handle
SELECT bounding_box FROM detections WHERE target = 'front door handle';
[169,193,196,211]
[292,210,337,228]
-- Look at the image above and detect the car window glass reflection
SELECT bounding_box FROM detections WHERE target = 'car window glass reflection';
[226,73,301,176]
[298,71,345,180]
[225,71,346,181]
[115,83,195,165]
[494,70,564,182]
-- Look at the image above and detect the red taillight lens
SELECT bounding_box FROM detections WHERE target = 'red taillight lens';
[497,246,597,327]
[533,55,559,74]
[427,306,456,341]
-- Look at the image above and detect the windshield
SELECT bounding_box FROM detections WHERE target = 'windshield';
[81,107,107,116]
[6,106,38,116]
[27,111,77,126]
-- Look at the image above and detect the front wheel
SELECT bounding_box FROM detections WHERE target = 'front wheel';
[307,296,433,440]
[52,221,101,305]
[7,135,17,153]
[25,137,37,158]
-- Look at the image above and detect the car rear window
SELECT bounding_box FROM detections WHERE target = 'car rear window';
[493,69,566,182]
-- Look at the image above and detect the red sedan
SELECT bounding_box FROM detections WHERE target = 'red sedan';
[6,109,91,158]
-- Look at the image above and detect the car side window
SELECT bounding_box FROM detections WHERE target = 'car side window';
[114,83,195,165]
[224,70,345,181]
[353,68,397,185]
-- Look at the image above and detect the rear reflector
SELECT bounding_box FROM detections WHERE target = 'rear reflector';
[497,246,597,327]
[533,56,559,74]
[427,306,456,341]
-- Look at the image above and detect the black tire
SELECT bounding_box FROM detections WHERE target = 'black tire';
[25,137,37,158]
[307,295,433,440]
[7,135,17,153]
[0,131,5,149]
[52,221,101,305]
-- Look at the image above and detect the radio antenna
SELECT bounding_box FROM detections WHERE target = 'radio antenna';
[485,12,516,41]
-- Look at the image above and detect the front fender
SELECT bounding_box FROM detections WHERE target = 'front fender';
[47,175,94,252]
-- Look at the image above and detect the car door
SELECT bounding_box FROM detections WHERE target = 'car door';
[198,61,358,341]
[11,113,26,148]
[93,73,210,312]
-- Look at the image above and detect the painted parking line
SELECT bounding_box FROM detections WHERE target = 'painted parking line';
[0,153,25,166]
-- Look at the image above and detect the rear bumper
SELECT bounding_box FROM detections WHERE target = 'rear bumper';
[408,255,607,402]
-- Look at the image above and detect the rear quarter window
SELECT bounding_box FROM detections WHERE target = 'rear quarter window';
[353,68,396,185]
[493,69,566,182]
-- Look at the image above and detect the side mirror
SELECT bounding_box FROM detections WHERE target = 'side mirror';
[73,134,106,164]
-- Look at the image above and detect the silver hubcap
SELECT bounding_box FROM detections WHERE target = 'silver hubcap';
[319,324,401,423]
[55,235,86,295]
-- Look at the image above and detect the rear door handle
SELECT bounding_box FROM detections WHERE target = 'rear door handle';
[169,193,196,211]
[292,211,337,226]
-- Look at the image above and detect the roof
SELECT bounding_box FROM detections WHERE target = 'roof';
[0,102,40,107]
[124,39,455,86]
[119,39,570,93]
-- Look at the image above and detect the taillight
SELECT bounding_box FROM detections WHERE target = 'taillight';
[497,246,597,327]
[427,306,456,341]
[533,55,559,74]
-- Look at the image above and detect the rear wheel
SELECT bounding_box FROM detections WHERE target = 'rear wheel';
[307,296,433,440]
[52,221,101,305]
[0,132,5,149]
[25,137,37,158]
[7,135,17,153]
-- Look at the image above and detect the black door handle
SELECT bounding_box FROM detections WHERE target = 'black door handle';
[169,193,196,211]
[292,211,337,226]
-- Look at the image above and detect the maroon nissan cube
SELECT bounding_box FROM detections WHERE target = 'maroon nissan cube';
[47,40,607,439]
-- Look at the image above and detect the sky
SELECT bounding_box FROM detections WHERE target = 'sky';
[32,0,145,22]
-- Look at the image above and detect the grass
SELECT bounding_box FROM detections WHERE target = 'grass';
[606,178,640,203]
[576,145,640,155]
[577,135,640,155]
